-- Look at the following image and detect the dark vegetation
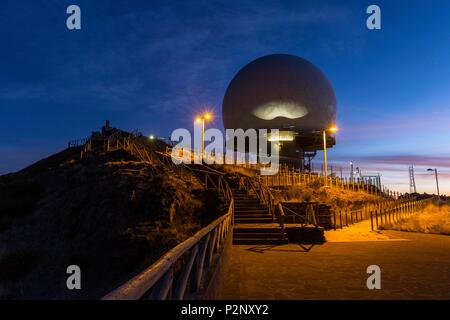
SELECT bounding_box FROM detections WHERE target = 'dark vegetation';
[0,142,221,299]
[0,249,40,283]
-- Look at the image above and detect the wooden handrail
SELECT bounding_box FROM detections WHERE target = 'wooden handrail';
[93,137,235,300]
[103,199,234,300]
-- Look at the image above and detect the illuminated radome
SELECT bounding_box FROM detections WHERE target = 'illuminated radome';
[253,101,308,120]
[222,54,336,132]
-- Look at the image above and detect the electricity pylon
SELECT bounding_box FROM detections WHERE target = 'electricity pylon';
[409,165,417,194]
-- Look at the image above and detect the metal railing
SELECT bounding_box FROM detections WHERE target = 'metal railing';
[145,146,412,200]
[80,134,173,167]
[95,136,235,300]
[238,175,277,221]
[237,175,288,239]
[277,203,286,238]
[80,134,234,204]
[328,198,434,230]
[279,203,319,227]
[369,198,434,231]
[102,199,234,300]
[259,166,402,199]
[333,207,372,230]
[185,167,233,205]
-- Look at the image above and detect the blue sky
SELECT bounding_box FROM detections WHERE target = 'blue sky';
[1,0,449,194]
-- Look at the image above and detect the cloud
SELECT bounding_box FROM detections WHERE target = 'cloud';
[338,108,450,143]
[335,154,450,169]
[325,153,450,195]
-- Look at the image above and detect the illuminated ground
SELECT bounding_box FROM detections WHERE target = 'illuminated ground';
[220,229,450,299]
[324,220,401,242]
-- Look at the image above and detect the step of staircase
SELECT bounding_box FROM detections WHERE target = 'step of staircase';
[233,232,283,239]
[234,217,274,223]
[230,186,286,245]
[232,227,288,245]
[234,212,270,216]
[234,207,266,212]
[234,202,262,207]
[234,209,269,214]
[234,226,282,232]
[234,202,267,210]
[234,214,272,219]
[234,197,259,201]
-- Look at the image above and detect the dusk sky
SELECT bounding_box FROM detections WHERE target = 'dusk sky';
[1,0,449,194]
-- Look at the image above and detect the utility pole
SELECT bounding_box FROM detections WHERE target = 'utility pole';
[427,168,440,197]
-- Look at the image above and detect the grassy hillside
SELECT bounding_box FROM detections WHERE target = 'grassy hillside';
[219,165,384,212]
[0,146,222,299]
[274,184,383,212]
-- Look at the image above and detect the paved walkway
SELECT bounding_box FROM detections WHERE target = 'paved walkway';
[220,229,450,299]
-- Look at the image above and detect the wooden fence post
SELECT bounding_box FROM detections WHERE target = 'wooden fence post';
[370,211,374,231]
[375,210,379,228]
[333,211,337,230]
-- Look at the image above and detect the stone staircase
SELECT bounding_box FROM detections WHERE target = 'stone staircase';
[232,189,287,245]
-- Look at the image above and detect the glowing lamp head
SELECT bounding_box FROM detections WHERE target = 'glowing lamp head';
[328,126,338,133]
[149,135,155,140]
[195,112,213,123]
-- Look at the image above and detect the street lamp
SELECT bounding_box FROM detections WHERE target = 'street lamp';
[323,126,338,186]
[427,168,440,197]
[195,112,213,161]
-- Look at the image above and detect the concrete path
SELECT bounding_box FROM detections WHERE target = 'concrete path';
[220,230,450,299]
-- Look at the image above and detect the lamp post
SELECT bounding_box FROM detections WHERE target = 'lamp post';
[195,112,212,161]
[427,168,440,197]
[322,126,337,186]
